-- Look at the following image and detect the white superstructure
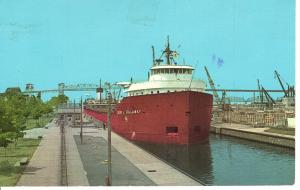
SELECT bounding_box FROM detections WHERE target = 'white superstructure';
[125,37,206,96]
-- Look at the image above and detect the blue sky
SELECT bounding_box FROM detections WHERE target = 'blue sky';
[0,0,295,101]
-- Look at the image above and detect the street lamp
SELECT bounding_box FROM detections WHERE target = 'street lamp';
[80,96,83,144]
[101,82,123,186]
[77,94,90,144]
[104,82,114,186]
[73,99,76,126]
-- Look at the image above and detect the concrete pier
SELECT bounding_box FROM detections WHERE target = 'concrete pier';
[210,123,295,149]
[77,126,201,186]
[17,118,201,186]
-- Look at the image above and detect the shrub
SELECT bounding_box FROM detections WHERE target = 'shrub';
[0,160,14,172]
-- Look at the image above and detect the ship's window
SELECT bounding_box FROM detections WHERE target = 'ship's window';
[174,69,178,74]
[165,69,169,74]
[188,70,192,74]
[170,68,174,73]
[166,126,178,133]
[184,69,188,74]
[157,91,159,94]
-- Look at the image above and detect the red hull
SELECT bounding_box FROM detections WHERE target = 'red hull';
[85,91,213,145]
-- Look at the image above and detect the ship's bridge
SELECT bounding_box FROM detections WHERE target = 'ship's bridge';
[125,64,206,97]
[149,65,194,81]
[124,37,206,97]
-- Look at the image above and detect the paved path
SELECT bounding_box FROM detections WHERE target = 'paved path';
[23,128,46,139]
[74,131,155,186]
[17,122,61,186]
[78,127,201,186]
[23,121,54,139]
[17,119,201,186]
[17,121,91,186]
[65,126,89,186]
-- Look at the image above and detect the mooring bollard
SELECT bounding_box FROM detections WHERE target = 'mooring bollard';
[105,175,111,186]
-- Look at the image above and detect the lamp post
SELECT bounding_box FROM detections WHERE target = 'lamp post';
[80,96,83,144]
[78,94,90,144]
[102,82,122,185]
[106,83,112,185]
[73,99,76,126]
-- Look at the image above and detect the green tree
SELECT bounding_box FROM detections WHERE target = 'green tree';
[0,133,13,158]
[47,95,69,108]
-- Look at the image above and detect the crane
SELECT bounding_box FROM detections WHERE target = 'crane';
[257,79,263,103]
[204,66,221,105]
[274,70,289,97]
[261,86,276,107]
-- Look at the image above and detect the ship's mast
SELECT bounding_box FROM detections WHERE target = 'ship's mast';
[165,36,172,65]
[152,46,155,66]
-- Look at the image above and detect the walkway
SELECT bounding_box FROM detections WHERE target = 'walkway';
[17,119,201,186]
[65,126,89,186]
[77,126,201,186]
[17,122,61,186]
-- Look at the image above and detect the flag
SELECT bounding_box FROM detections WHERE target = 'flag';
[217,58,224,67]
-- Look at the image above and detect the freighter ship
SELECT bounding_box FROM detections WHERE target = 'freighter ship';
[85,38,213,145]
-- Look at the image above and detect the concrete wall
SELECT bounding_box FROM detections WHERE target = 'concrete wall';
[210,126,294,149]
[287,118,295,128]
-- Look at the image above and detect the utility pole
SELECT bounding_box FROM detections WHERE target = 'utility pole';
[73,99,75,126]
[107,84,112,185]
[80,96,83,144]
[100,78,102,103]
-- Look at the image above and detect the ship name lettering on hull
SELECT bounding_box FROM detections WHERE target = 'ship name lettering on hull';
[117,109,141,115]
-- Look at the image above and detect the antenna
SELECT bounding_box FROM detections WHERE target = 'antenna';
[165,35,169,46]
[165,35,171,65]
[152,46,155,66]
